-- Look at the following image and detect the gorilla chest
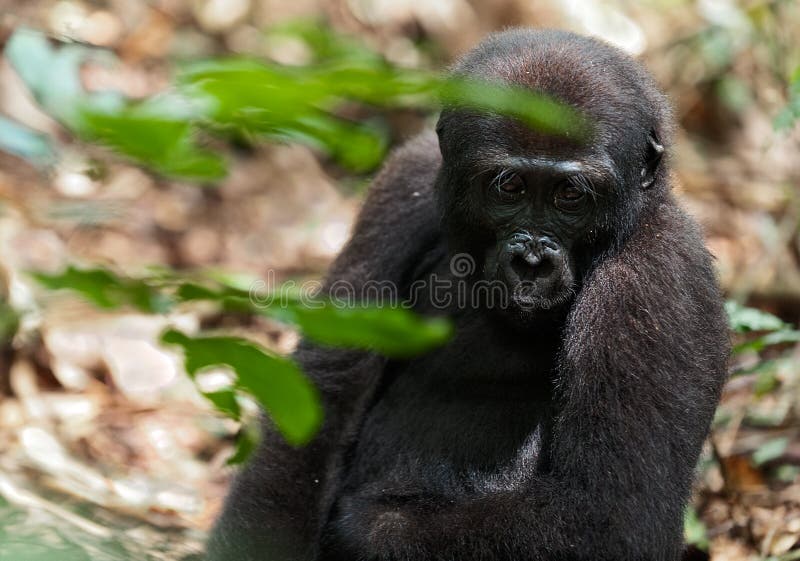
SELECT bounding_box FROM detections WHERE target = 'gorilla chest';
[341,332,557,494]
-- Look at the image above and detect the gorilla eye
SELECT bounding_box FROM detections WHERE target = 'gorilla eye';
[554,180,587,211]
[492,172,525,199]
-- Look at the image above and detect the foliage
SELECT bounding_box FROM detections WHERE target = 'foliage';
[161,330,321,446]
[32,266,452,455]
[4,23,584,453]
[32,266,454,353]
[726,301,800,355]
[0,116,56,166]
[752,437,790,466]
[684,506,710,551]
[3,28,122,130]
[726,300,787,333]
[79,109,226,181]
[774,66,800,131]
[723,301,800,476]
[33,266,171,313]
[4,25,586,179]
[0,299,18,343]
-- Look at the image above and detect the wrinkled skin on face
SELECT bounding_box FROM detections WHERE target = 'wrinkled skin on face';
[475,144,603,312]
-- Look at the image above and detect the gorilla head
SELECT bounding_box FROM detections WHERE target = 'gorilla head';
[435,29,670,317]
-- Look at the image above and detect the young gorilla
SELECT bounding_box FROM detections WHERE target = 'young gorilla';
[207,29,729,561]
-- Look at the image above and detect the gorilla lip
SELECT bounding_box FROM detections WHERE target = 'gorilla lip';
[510,252,554,283]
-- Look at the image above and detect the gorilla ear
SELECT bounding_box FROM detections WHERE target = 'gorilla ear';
[640,130,664,189]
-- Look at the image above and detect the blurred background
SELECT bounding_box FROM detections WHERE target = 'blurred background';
[0,1,799,560]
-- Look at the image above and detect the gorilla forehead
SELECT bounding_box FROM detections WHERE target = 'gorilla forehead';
[443,28,673,157]
[441,111,617,182]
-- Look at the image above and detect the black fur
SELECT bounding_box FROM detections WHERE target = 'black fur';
[207,29,729,561]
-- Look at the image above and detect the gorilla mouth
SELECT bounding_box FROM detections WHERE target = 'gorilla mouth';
[511,281,572,311]
[509,253,554,284]
[495,254,573,312]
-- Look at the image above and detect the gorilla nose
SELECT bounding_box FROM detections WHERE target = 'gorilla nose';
[506,234,561,282]
[508,233,560,258]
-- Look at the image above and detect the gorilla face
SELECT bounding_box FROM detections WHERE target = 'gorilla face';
[478,158,602,312]
[436,113,621,319]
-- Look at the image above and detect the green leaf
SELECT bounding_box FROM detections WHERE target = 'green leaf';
[753,364,780,396]
[725,301,786,333]
[78,106,227,181]
[774,66,800,131]
[32,266,171,313]
[227,422,261,465]
[6,27,588,180]
[161,329,322,445]
[775,464,800,483]
[437,76,589,138]
[203,389,241,421]
[5,28,123,129]
[0,116,56,166]
[174,283,453,357]
[734,329,800,354]
[683,506,709,551]
[715,76,751,113]
[178,59,389,171]
[174,282,254,314]
[752,437,789,466]
[278,301,453,357]
[0,299,19,343]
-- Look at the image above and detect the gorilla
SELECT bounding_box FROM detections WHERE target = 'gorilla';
[207,28,729,561]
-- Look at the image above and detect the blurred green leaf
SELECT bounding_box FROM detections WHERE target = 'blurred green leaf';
[6,26,587,180]
[753,363,780,396]
[437,77,589,137]
[0,116,56,166]
[5,28,123,129]
[698,29,735,73]
[725,301,786,333]
[161,329,322,446]
[683,506,709,551]
[203,389,241,421]
[175,283,453,357]
[715,76,752,113]
[774,66,800,131]
[227,422,261,465]
[78,107,226,181]
[752,437,789,466]
[178,59,391,171]
[775,464,800,483]
[0,299,19,343]
[32,266,172,313]
[31,267,452,358]
[276,301,453,357]
[734,329,800,354]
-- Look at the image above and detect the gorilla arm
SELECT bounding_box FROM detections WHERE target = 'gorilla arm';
[331,198,729,561]
[205,131,443,561]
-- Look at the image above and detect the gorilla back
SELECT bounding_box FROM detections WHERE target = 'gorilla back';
[207,29,729,561]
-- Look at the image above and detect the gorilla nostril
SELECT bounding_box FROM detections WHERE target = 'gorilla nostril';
[537,236,559,252]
